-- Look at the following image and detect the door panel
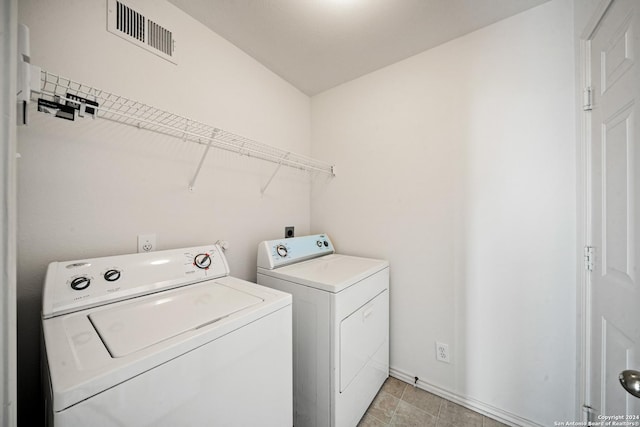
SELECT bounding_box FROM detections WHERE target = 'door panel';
[602,318,636,414]
[602,105,633,282]
[601,14,633,92]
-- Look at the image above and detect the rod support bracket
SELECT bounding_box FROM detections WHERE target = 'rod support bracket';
[188,129,220,191]
[261,152,290,196]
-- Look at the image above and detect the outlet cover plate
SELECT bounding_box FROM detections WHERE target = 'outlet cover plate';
[138,234,156,253]
[436,342,451,363]
[285,226,295,238]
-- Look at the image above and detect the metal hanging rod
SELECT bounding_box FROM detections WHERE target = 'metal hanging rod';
[34,70,335,189]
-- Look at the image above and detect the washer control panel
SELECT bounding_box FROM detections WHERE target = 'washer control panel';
[42,244,230,318]
[257,234,334,269]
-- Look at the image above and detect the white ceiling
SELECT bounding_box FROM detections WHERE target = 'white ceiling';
[168,0,551,95]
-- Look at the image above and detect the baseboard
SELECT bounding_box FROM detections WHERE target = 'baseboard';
[389,367,544,427]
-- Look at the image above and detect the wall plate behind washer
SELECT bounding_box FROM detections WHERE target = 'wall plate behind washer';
[138,234,156,253]
[285,226,294,238]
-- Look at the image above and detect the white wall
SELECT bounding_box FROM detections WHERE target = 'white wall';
[310,0,576,425]
[17,0,311,424]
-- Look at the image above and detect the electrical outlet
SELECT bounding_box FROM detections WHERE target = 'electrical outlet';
[138,234,156,253]
[436,342,450,363]
[285,226,295,238]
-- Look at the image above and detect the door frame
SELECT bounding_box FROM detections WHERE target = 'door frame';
[0,0,18,426]
[577,0,618,421]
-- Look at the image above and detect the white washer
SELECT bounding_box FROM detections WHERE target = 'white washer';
[42,244,292,427]
[257,234,389,427]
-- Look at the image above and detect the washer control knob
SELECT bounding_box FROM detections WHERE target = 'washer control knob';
[194,253,212,269]
[323,240,329,247]
[70,276,91,291]
[104,269,121,282]
[276,245,288,258]
[316,240,323,247]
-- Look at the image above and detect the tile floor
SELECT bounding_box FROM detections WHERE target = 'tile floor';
[358,377,510,427]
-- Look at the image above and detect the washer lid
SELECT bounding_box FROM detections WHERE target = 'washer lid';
[43,277,291,412]
[263,254,389,293]
[89,282,263,357]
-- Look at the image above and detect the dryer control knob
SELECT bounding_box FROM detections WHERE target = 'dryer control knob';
[70,276,91,291]
[276,245,288,258]
[104,269,121,282]
[316,240,323,247]
[194,253,212,269]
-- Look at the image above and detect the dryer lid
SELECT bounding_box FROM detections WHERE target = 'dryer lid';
[89,281,263,357]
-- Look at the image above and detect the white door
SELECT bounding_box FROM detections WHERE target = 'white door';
[587,0,640,417]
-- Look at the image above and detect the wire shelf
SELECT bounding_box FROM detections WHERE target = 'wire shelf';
[36,70,335,180]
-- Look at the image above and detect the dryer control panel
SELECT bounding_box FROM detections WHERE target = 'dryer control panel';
[257,234,335,270]
[42,244,230,318]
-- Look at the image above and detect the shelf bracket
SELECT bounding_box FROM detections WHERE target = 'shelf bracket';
[189,129,219,192]
[261,153,290,196]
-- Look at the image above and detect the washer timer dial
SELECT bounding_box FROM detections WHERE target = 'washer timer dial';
[194,253,212,269]
[276,245,288,258]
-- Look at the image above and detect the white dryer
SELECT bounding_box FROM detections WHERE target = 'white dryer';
[257,234,389,427]
[42,244,292,427]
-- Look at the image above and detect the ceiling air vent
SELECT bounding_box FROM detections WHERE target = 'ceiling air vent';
[107,0,176,64]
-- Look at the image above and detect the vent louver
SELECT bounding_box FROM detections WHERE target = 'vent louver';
[116,1,145,42]
[107,0,176,64]
[148,20,173,57]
